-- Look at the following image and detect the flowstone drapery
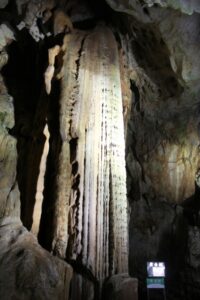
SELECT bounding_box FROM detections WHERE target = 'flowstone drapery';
[53,26,129,279]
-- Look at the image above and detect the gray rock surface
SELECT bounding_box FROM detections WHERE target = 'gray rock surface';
[0,49,73,300]
[103,273,138,300]
[0,72,20,222]
[0,221,73,300]
[0,0,8,9]
[106,0,200,16]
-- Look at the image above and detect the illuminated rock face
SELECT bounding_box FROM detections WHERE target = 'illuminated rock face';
[142,139,200,203]
[53,26,128,279]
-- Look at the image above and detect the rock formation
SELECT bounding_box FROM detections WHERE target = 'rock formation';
[51,26,128,279]
[0,0,200,299]
[0,48,72,299]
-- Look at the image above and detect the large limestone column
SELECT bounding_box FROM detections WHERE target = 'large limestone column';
[53,25,128,279]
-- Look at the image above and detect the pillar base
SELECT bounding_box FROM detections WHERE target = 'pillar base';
[103,273,138,300]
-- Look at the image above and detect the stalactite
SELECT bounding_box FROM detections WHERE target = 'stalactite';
[52,31,88,258]
[31,122,50,236]
[53,25,128,279]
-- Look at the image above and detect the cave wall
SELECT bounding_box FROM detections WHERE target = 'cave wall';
[0,54,19,223]
[114,3,200,300]
[0,1,131,299]
[0,0,200,300]
[0,45,72,300]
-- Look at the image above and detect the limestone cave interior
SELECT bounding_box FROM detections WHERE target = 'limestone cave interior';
[0,0,200,299]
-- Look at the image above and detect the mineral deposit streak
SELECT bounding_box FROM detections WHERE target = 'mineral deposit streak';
[53,26,128,280]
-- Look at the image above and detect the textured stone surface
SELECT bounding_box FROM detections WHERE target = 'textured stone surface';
[0,24,15,51]
[141,0,200,14]
[0,1,200,299]
[0,71,20,222]
[107,0,200,91]
[111,4,200,299]
[106,0,200,16]
[156,11,200,90]
[138,134,200,203]
[0,35,72,300]
[52,26,128,279]
[0,221,73,300]
[0,0,8,9]
[121,28,200,204]
[70,273,95,300]
[103,273,138,300]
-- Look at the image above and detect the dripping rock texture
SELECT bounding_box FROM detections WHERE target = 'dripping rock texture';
[0,0,200,299]
[53,26,128,279]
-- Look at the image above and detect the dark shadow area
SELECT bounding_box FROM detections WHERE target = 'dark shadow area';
[1,12,69,234]
[120,15,184,100]
[1,30,48,229]
[38,79,62,250]
[182,179,200,226]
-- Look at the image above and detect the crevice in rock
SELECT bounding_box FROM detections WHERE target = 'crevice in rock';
[130,79,140,112]
[1,26,64,249]
[1,33,49,230]
[70,137,78,163]
[75,35,87,81]
[108,162,114,275]
[38,79,62,251]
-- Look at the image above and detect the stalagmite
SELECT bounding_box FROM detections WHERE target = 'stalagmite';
[53,25,128,279]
